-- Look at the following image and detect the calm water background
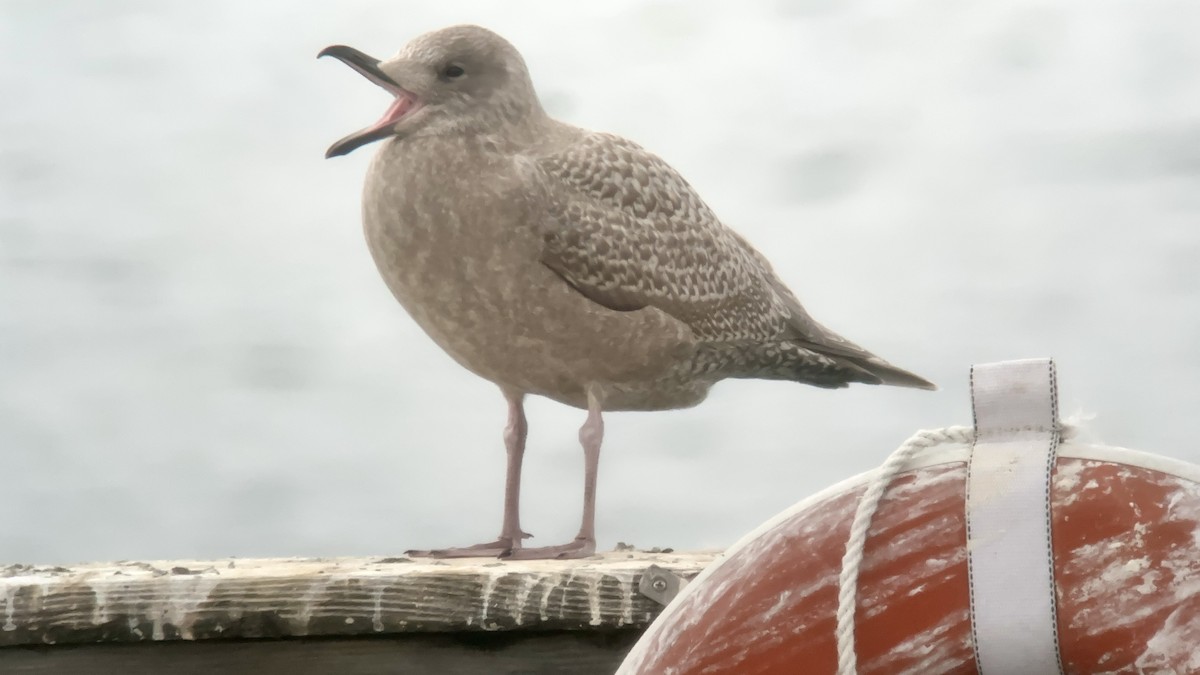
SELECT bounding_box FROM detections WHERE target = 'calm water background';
[3,0,1199,564]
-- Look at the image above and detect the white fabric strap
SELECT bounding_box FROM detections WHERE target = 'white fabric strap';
[966,359,1063,675]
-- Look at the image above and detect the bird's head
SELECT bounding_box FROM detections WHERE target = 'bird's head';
[319,25,542,158]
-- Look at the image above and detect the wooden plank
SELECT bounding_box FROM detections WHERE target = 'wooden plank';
[0,551,715,647]
[0,631,641,675]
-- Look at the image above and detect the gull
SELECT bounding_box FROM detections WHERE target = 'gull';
[319,25,934,559]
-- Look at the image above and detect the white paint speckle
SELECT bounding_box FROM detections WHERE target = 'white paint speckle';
[1135,604,1200,672]
[479,569,500,626]
[158,576,221,640]
[1135,570,1160,595]
[511,574,536,626]
[90,583,109,627]
[370,584,386,632]
[617,576,633,627]
[587,574,602,626]
[761,589,793,621]
[537,572,560,622]
[2,584,17,632]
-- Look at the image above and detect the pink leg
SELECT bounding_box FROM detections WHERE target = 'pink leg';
[407,390,532,559]
[498,390,532,542]
[505,389,602,560]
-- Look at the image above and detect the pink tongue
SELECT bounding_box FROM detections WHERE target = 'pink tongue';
[375,95,414,128]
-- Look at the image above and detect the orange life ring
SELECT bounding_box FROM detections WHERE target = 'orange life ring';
[619,439,1200,673]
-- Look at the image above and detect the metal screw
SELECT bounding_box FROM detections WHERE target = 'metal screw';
[650,576,668,592]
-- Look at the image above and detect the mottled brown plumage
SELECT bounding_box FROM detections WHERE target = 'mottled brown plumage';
[320,25,933,559]
[536,131,934,392]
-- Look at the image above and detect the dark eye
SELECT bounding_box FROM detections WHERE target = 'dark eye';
[441,63,466,80]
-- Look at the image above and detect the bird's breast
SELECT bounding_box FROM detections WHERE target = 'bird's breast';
[362,138,533,327]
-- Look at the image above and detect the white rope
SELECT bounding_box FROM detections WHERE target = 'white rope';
[834,423,1077,673]
[834,425,975,675]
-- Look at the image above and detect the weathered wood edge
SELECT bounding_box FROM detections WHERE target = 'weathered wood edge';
[0,551,718,647]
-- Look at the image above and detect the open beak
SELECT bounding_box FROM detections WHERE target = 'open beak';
[318,45,420,158]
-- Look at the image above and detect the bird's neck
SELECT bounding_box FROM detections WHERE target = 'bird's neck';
[395,108,555,152]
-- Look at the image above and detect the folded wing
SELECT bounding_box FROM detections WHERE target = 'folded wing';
[531,132,934,390]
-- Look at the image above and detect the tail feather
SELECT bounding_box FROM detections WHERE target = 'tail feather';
[839,355,937,390]
[780,305,936,390]
[696,341,934,390]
